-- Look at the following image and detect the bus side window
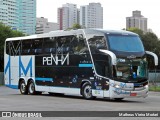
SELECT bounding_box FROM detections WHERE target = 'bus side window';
[73,34,88,55]
[32,38,43,55]
[22,39,32,55]
[10,40,21,56]
[95,55,110,77]
[43,37,56,54]
[88,36,106,53]
[57,35,75,54]
[67,36,77,54]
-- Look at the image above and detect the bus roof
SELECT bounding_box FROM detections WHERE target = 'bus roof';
[84,29,138,36]
[6,29,138,41]
[5,29,83,41]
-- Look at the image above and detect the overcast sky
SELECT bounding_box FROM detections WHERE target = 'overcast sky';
[37,0,160,37]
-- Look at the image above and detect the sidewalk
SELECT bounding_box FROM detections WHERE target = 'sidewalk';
[149,91,160,95]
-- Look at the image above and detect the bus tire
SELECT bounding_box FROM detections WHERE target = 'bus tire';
[28,80,36,95]
[19,80,28,95]
[82,82,95,100]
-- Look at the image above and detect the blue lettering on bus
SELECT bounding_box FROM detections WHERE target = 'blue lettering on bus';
[19,56,32,77]
[78,64,93,67]
[4,56,11,85]
[35,77,53,82]
[72,75,78,83]
[120,83,127,88]
[114,88,130,95]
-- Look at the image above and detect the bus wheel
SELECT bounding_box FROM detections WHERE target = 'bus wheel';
[28,81,36,95]
[82,82,95,100]
[19,80,28,95]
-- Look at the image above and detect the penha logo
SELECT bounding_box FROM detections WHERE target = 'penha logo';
[43,53,69,66]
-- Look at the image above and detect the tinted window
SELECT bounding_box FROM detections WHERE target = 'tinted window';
[9,40,21,56]
[43,35,86,55]
[43,37,56,54]
[73,34,88,54]
[88,36,106,53]
[57,36,74,54]
[107,35,144,52]
[22,39,32,55]
[32,38,43,55]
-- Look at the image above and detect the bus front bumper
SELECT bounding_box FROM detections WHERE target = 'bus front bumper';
[109,85,148,99]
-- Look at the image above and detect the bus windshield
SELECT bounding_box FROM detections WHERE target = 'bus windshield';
[107,35,144,52]
[115,59,148,81]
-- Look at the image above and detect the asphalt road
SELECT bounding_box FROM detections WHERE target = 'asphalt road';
[0,86,160,119]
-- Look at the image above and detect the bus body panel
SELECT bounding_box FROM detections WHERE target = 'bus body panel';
[4,29,154,99]
[10,56,19,87]
[4,55,35,89]
[4,55,11,87]
[109,80,148,98]
[92,90,104,97]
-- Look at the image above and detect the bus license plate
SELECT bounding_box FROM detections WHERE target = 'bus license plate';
[130,93,137,96]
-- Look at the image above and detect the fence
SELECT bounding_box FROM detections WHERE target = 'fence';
[0,72,4,85]
[0,56,4,85]
[148,71,160,91]
[0,56,3,72]
[149,70,160,86]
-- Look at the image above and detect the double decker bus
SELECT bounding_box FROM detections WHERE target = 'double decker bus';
[4,29,158,100]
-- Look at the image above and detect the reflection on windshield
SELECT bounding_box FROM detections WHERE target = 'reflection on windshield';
[108,35,144,52]
[116,59,147,80]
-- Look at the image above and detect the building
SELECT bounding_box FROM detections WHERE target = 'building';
[126,10,147,32]
[77,9,80,25]
[0,0,18,29]
[17,0,36,35]
[58,3,78,30]
[36,17,58,34]
[0,0,36,35]
[80,3,103,29]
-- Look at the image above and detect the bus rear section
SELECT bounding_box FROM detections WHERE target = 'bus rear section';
[4,38,35,89]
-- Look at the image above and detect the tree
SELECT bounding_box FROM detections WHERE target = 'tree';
[142,32,159,53]
[66,24,84,30]
[0,22,25,55]
[126,27,144,38]
[126,28,159,53]
[72,24,82,29]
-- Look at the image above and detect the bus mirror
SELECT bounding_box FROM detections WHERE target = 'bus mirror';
[99,49,117,65]
[146,51,158,66]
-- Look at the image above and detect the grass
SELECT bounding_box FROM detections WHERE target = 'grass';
[149,86,160,92]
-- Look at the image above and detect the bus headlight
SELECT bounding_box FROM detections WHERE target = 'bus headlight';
[144,85,148,89]
[115,84,120,88]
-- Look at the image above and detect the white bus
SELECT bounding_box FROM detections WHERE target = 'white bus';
[4,29,158,100]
